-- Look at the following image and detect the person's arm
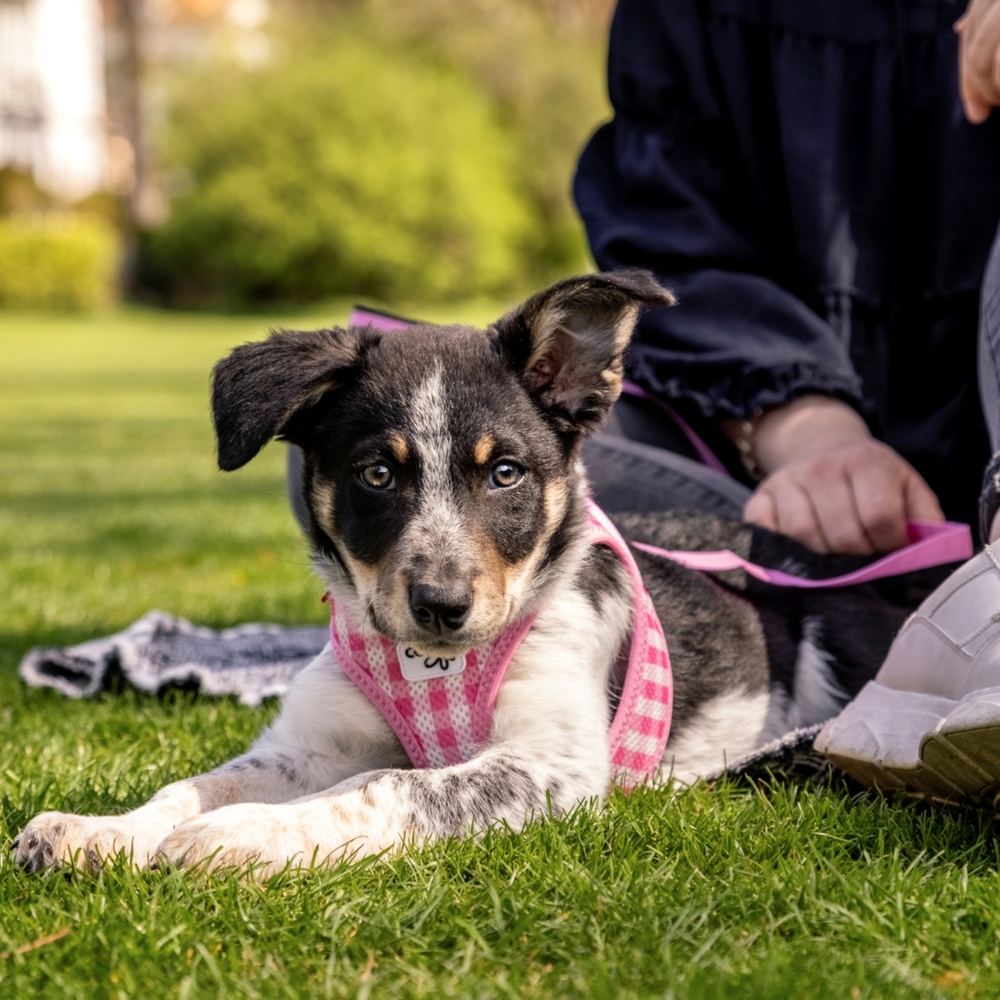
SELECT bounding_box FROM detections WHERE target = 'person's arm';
[574,0,865,426]
[575,0,943,554]
[720,397,943,555]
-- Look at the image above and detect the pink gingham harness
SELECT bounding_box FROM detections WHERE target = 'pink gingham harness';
[327,501,673,788]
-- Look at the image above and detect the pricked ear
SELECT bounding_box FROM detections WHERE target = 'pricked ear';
[211,326,377,471]
[492,269,675,435]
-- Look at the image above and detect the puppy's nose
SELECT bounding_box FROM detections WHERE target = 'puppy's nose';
[409,584,472,634]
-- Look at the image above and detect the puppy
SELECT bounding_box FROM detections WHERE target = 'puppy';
[13,270,919,877]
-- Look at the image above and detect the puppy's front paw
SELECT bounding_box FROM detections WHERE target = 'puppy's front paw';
[13,812,141,873]
[154,805,323,879]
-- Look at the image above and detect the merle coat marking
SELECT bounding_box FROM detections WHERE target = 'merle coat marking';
[13,271,931,877]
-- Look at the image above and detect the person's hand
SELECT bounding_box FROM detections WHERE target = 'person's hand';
[956,0,1000,123]
[724,396,944,555]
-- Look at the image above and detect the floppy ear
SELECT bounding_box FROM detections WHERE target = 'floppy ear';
[492,269,675,435]
[211,326,377,471]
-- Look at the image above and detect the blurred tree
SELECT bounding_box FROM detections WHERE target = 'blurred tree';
[104,0,165,229]
[365,0,612,287]
[142,0,612,305]
[0,214,118,310]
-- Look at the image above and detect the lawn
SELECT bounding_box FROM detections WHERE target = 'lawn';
[2,306,1000,999]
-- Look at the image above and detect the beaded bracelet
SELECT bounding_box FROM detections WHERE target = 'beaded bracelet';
[733,408,766,483]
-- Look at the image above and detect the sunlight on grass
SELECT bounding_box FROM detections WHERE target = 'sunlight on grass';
[2,306,1000,998]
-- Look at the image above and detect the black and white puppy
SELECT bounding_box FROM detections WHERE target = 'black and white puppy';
[14,270,921,877]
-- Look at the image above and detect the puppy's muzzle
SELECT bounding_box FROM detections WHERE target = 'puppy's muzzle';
[408,583,472,635]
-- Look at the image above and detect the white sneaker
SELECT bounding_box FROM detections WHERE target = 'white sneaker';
[814,541,1000,805]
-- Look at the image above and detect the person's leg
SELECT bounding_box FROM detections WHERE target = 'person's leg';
[583,390,751,516]
[815,222,1000,802]
[603,393,704,462]
[978,228,1000,455]
[979,230,1000,542]
[582,434,750,518]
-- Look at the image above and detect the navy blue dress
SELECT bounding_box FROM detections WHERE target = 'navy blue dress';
[575,0,1000,528]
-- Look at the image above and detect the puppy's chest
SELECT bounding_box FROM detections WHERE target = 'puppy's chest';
[329,508,674,788]
[328,596,530,769]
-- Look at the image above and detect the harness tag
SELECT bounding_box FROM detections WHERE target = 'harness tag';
[396,643,468,681]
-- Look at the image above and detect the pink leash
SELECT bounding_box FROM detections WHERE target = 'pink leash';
[632,519,973,589]
[349,306,412,331]
[620,382,731,476]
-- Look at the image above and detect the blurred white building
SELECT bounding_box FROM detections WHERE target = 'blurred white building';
[0,0,106,201]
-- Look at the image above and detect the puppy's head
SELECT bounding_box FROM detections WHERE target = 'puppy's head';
[212,269,673,654]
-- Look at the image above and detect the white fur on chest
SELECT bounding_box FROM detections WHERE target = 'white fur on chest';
[492,583,632,757]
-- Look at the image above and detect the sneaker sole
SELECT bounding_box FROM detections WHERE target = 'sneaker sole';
[814,682,1000,806]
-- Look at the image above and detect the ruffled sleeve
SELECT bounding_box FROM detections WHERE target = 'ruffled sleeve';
[573,0,864,421]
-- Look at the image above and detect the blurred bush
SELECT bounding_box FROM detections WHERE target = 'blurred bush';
[0,213,119,311]
[143,2,610,306]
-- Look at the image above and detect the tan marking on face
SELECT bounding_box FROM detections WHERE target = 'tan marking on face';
[311,479,337,539]
[312,474,380,597]
[467,527,510,634]
[341,548,380,600]
[473,434,495,465]
[496,476,571,617]
[387,433,409,464]
[543,476,569,533]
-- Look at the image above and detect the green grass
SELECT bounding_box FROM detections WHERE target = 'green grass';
[2,306,1000,998]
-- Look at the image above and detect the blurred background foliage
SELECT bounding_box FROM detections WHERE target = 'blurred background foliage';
[0,214,118,310]
[0,0,613,310]
[0,170,120,310]
[143,0,612,307]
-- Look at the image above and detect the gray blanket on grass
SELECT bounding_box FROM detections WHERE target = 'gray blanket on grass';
[18,611,829,782]
[19,611,328,707]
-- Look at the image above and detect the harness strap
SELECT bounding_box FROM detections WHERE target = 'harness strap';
[632,519,972,589]
[585,502,673,786]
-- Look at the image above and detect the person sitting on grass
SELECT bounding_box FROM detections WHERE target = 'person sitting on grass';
[570,0,1000,796]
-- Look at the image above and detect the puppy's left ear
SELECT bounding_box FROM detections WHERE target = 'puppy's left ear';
[493,268,675,435]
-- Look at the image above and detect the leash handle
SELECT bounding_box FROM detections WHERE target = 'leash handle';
[631,519,973,589]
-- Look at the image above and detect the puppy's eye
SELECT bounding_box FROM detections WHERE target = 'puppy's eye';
[360,464,395,490]
[488,461,524,489]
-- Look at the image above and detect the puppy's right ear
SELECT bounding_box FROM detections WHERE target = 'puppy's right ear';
[492,268,674,436]
[211,327,376,471]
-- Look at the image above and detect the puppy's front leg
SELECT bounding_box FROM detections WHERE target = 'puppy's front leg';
[13,647,407,872]
[156,625,617,877]
[154,741,602,877]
